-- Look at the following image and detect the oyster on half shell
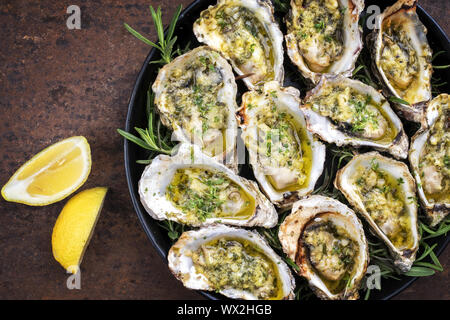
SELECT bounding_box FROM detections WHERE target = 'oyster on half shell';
[152,46,238,171]
[302,75,409,159]
[285,0,364,84]
[168,225,296,300]
[368,0,432,124]
[410,94,449,226]
[238,81,326,208]
[278,195,369,300]
[335,152,420,272]
[138,144,277,228]
[193,0,284,89]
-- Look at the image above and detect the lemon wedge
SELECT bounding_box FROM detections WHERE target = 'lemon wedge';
[1,136,91,206]
[52,187,108,273]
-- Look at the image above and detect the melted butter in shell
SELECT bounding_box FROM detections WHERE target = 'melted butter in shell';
[351,161,414,250]
[189,237,283,300]
[166,168,255,223]
[307,84,398,143]
[197,5,275,85]
[419,100,450,203]
[164,53,228,157]
[248,93,312,192]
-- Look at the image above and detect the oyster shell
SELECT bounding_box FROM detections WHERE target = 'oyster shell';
[278,195,369,300]
[410,94,449,226]
[302,75,409,159]
[168,224,296,300]
[335,151,420,272]
[285,0,364,84]
[193,0,284,89]
[237,81,326,208]
[368,0,432,124]
[138,144,277,228]
[152,46,238,171]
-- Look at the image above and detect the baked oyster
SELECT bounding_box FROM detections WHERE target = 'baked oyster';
[168,224,296,300]
[368,0,432,123]
[302,75,409,159]
[410,94,449,226]
[285,0,364,84]
[152,46,238,171]
[278,195,369,300]
[139,144,277,228]
[193,0,284,89]
[335,152,420,272]
[238,81,326,208]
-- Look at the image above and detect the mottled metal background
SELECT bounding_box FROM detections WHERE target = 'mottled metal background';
[0,0,448,299]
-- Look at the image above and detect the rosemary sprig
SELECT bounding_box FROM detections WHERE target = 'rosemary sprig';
[352,50,379,89]
[420,216,450,240]
[118,89,174,161]
[431,51,449,95]
[119,5,185,163]
[124,5,182,64]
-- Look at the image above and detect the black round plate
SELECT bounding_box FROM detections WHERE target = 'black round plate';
[124,0,450,300]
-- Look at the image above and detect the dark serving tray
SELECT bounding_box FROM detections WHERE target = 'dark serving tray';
[123,0,450,300]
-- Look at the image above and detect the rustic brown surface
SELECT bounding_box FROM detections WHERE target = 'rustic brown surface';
[0,0,448,300]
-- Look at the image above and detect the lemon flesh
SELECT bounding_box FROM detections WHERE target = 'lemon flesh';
[52,187,108,273]
[1,136,91,206]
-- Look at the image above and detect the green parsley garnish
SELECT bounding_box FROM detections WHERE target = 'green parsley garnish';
[444,155,450,168]
[314,20,325,32]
